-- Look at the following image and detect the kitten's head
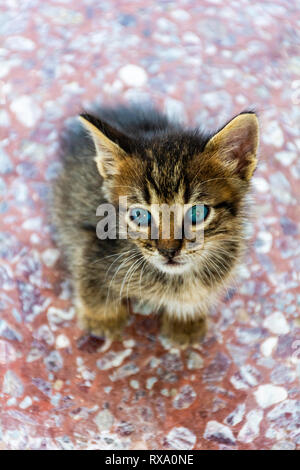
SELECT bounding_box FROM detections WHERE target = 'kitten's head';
[79,110,259,282]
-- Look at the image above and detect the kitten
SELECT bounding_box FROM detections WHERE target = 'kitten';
[52,105,259,346]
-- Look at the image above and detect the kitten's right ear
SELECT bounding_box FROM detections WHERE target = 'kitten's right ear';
[78,113,130,178]
[204,112,259,181]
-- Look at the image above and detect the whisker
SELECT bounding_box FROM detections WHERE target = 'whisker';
[91,250,133,265]
[105,251,142,301]
[125,257,145,307]
[138,259,148,299]
[119,255,144,303]
[104,249,139,281]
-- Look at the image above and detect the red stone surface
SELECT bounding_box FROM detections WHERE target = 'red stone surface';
[0,0,299,450]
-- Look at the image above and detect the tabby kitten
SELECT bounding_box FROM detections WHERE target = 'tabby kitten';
[52,105,259,346]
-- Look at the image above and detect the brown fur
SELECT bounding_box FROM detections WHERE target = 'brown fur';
[51,105,259,346]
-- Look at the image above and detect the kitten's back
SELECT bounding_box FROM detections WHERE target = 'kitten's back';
[60,104,174,165]
[90,104,172,136]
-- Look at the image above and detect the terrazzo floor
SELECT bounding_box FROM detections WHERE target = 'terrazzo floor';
[0,0,300,450]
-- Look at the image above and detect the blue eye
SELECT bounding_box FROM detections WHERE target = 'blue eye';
[187,205,209,225]
[129,207,151,227]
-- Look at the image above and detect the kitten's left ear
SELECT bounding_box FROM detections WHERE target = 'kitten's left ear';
[205,112,259,181]
[79,113,131,178]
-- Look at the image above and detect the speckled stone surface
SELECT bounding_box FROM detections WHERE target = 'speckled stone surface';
[0,0,300,450]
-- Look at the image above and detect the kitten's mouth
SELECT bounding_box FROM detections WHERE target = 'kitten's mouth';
[146,252,191,275]
[155,258,191,275]
[165,259,182,266]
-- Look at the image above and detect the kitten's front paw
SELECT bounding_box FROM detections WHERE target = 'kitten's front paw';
[77,314,108,339]
[76,301,129,340]
[161,314,207,349]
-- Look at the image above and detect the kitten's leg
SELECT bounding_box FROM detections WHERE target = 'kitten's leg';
[161,313,207,348]
[71,234,130,339]
[75,281,129,339]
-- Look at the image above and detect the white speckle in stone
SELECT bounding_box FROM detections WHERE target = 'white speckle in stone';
[6,397,17,406]
[272,440,296,450]
[265,425,286,441]
[0,177,6,196]
[123,339,135,348]
[119,64,147,87]
[55,334,70,349]
[255,231,272,253]
[3,370,24,397]
[0,318,22,342]
[30,234,40,245]
[130,379,139,389]
[0,147,13,174]
[267,399,299,421]
[149,357,161,369]
[237,264,251,280]
[41,248,60,267]
[252,176,270,193]
[275,151,297,166]
[224,403,246,426]
[156,17,177,32]
[96,349,132,370]
[205,44,217,55]
[254,384,287,409]
[263,312,290,335]
[0,61,13,79]
[0,340,17,364]
[109,362,139,382]
[5,36,36,51]
[19,396,32,409]
[53,380,63,391]
[239,365,261,387]
[170,9,190,21]
[47,306,75,329]
[146,377,158,390]
[36,324,55,346]
[295,138,300,150]
[269,172,292,204]
[0,110,10,127]
[237,409,263,443]
[12,180,28,202]
[262,120,284,147]
[230,374,249,390]
[44,350,63,372]
[260,337,278,357]
[166,426,196,450]
[22,217,42,231]
[103,79,124,94]
[21,140,47,162]
[187,351,204,370]
[164,98,187,124]
[204,420,236,445]
[26,347,43,363]
[62,82,85,95]
[94,409,114,431]
[222,69,236,79]
[10,95,42,128]
[173,385,196,409]
[235,94,247,105]
[182,31,200,44]
[43,6,84,25]
[202,90,232,111]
